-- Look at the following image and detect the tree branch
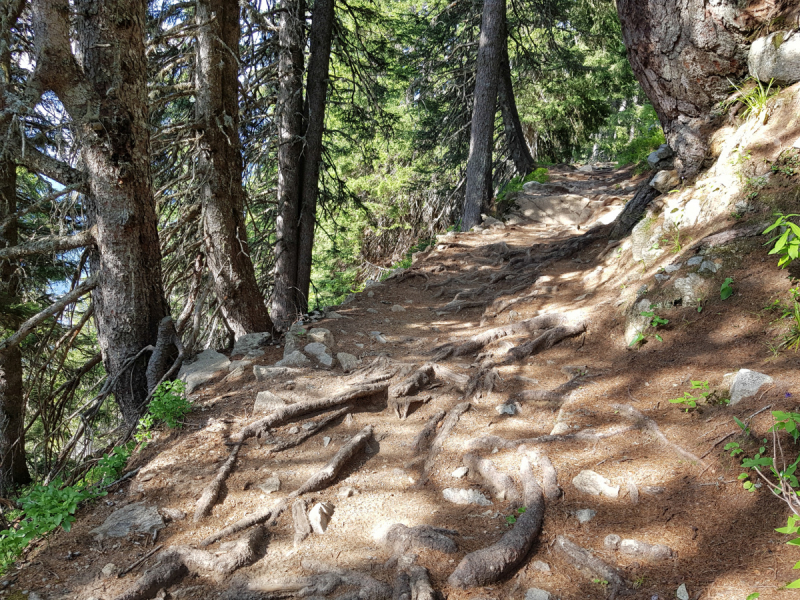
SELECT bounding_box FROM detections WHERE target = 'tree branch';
[0,225,95,261]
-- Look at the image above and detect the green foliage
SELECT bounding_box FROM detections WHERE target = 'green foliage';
[763,212,800,269]
[148,380,190,428]
[726,77,780,122]
[504,505,526,525]
[629,307,669,346]
[497,169,550,205]
[720,277,735,300]
[661,223,686,254]
[669,380,713,412]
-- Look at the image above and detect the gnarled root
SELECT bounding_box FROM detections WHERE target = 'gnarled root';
[447,457,544,588]
[193,442,241,522]
[554,535,628,599]
[411,410,446,456]
[416,402,470,487]
[199,500,286,547]
[409,566,439,600]
[385,524,458,555]
[501,322,586,364]
[462,453,518,502]
[265,406,351,454]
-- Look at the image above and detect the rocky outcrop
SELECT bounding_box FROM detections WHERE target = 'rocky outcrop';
[749,30,800,84]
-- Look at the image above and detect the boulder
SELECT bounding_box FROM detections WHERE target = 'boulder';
[307,328,335,348]
[275,351,311,368]
[231,332,271,358]
[91,502,165,540]
[673,273,712,307]
[305,342,334,367]
[178,349,231,394]
[647,144,674,170]
[650,169,680,193]
[336,352,360,373]
[749,31,800,85]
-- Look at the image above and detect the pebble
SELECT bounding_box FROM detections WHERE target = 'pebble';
[525,589,551,600]
[323,437,331,447]
[101,563,117,578]
[451,466,469,478]
[530,560,551,572]
[258,477,281,494]
[495,403,518,415]
[308,502,335,534]
[574,509,596,524]
[289,426,300,434]
[337,487,357,499]
[302,422,316,431]
[370,331,388,344]
[160,508,186,522]
[367,308,379,314]
[677,584,689,600]
[391,304,405,312]
[443,488,492,506]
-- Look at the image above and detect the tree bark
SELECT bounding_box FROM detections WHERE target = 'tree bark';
[615,0,775,177]
[32,0,173,425]
[498,20,534,178]
[196,0,272,338]
[271,0,307,330]
[294,0,335,315]
[462,0,505,231]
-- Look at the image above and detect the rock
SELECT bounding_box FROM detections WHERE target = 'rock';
[91,502,165,540]
[304,342,334,367]
[655,273,670,283]
[258,477,281,494]
[577,164,594,172]
[178,349,231,394]
[631,213,664,265]
[650,170,680,193]
[677,583,689,600]
[307,328,334,348]
[370,331,388,344]
[641,485,665,496]
[628,481,639,505]
[698,260,719,274]
[101,563,118,578]
[604,534,621,550]
[530,560,551,573]
[325,310,344,319]
[647,144,674,170]
[572,470,619,498]
[254,366,290,381]
[337,486,357,499]
[28,593,43,600]
[288,426,300,434]
[673,273,711,307]
[749,31,800,85]
[524,589,551,600]
[481,215,505,228]
[619,538,674,561]
[391,304,406,312]
[228,359,253,372]
[508,310,520,322]
[495,403,518,416]
[337,352,360,373]
[451,466,469,479]
[514,193,597,226]
[729,369,774,405]
[160,508,186,522]
[367,291,375,298]
[275,351,311,368]
[364,280,381,289]
[283,324,307,356]
[574,509,596,524]
[664,263,681,273]
[442,488,492,506]
[308,502,335,534]
[624,298,653,346]
[550,422,572,436]
[323,437,331,447]
[231,332,271,357]
[686,255,704,266]
[302,421,316,431]
[254,391,289,414]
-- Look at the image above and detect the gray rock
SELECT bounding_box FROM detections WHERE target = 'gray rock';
[304,342,334,367]
[604,534,622,550]
[619,538,674,561]
[224,365,248,382]
[370,331,388,344]
[258,477,281,494]
[302,421,316,431]
[550,422,572,436]
[572,470,619,498]
[178,349,231,394]
[686,256,704,266]
[101,563,118,578]
[308,502,335,534]
[228,359,254,372]
[631,214,664,265]
[677,584,689,600]
[531,560,551,573]
[307,328,334,348]
[574,509,596,524]
[641,485,665,496]
[522,181,571,194]
[495,403,518,416]
[367,308,379,314]
[451,466,469,478]
[391,304,406,313]
[749,31,800,84]
[323,436,331,447]
[325,311,344,319]
[664,263,682,273]
[655,273,670,283]
[525,589,551,600]
[91,502,165,540]
[673,273,711,306]
[283,324,307,356]
[275,351,311,368]
[442,488,492,506]
[288,426,300,434]
[577,164,594,172]
[647,144,674,170]
[650,170,680,193]
[624,298,653,346]
[254,366,290,381]
[698,260,719,274]
[160,508,186,522]
[337,352,360,373]
[254,390,289,414]
[337,486,357,499]
[729,369,774,405]
[231,332,271,357]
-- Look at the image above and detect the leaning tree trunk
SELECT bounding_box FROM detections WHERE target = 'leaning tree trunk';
[498,20,534,178]
[271,0,306,331]
[462,0,506,231]
[196,0,273,338]
[294,0,335,315]
[615,0,776,177]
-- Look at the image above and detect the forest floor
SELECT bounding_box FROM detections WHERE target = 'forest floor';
[10,166,800,600]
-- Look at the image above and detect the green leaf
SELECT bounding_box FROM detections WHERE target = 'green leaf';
[786,577,800,588]
[746,593,760,600]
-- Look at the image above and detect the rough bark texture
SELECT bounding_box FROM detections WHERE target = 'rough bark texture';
[555,535,627,597]
[616,0,779,176]
[196,0,272,338]
[498,20,534,177]
[463,0,505,231]
[271,0,306,329]
[609,180,661,240]
[294,0,335,314]
[462,453,518,502]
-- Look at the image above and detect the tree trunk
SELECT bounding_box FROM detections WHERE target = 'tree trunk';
[195,0,273,338]
[0,0,30,493]
[294,0,335,315]
[498,21,534,178]
[462,0,505,231]
[271,0,307,330]
[615,0,771,177]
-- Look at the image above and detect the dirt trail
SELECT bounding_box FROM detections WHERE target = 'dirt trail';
[11,166,800,600]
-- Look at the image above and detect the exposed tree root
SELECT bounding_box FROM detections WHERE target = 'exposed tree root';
[409,566,439,600]
[231,383,388,443]
[447,457,544,588]
[193,442,241,522]
[391,395,432,420]
[264,406,351,454]
[525,450,562,502]
[554,535,628,599]
[385,524,459,555]
[199,501,286,548]
[464,423,637,452]
[115,527,267,600]
[411,410,446,456]
[391,364,435,397]
[613,403,705,465]
[501,322,587,364]
[432,314,567,361]
[514,377,585,405]
[462,453,519,502]
[289,425,374,498]
[416,402,470,487]
[292,498,311,544]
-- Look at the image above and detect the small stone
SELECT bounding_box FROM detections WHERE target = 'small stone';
[664,263,681,273]
[698,260,719,274]
[729,369,774,405]
[28,593,43,600]
[254,366,289,381]
[308,502,335,534]
[307,328,334,347]
[337,486,356,499]
[650,169,680,193]
[254,391,288,414]
[140,472,155,482]
[442,488,492,506]
[550,422,571,436]
[367,291,375,297]
[686,256,703,266]
[391,304,405,312]
[619,538,674,561]
[258,477,281,494]
[655,273,670,283]
[304,342,334,367]
[530,560,550,573]
[604,534,621,550]
[370,331,388,344]
[289,426,300,434]
[508,310,521,322]
[495,403,517,416]
[641,485,665,495]
[451,466,469,478]
[574,509,596,524]
[628,481,639,505]
[524,589,551,600]
[302,422,316,431]
[101,563,118,578]
[275,351,311,368]
[323,437,331,447]
[337,352,360,373]
[677,584,689,600]
[573,470,619,498]
[160,508,186,522]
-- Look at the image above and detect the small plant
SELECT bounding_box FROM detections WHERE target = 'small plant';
[632,575,647,589]
[720,277,735,300]
[669,380,726,412]
[629,306,669,347]
[763,212,800,269]
[592,578,609,587]
[782,301,800,352]
[731,211,743,220]
[661,222,686,254]
[504,506,526,525]
[148,380,191,428]
[746,593,760,600]
[726,77,780,122]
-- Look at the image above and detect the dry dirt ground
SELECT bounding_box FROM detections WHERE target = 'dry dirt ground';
[9,166,800,600]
